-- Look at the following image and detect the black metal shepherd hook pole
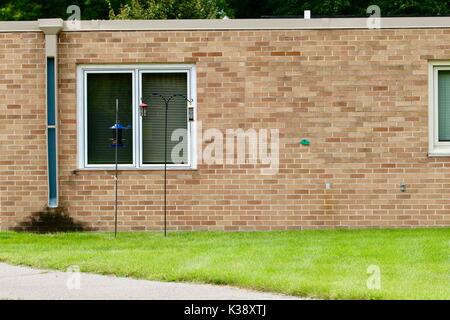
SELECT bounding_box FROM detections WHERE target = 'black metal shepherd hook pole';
[114,99,119,238]
[163,98,168,237]
[141,93,192,237]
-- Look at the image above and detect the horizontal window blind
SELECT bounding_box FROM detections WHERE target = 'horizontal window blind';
[439,71,450,141]
[141,73,188,164]
[87,73,133,164]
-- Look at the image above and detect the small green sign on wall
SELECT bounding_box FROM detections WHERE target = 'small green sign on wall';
[300,139,310,146]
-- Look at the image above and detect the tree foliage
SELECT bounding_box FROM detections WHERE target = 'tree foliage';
[1,0,450,20]
[229,0,450,18]
[0,0,121,21]
[108,0,231,19]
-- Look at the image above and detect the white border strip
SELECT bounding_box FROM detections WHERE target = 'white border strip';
[0,21,40,32]
[4,17,450,32]
[62,17,450,31]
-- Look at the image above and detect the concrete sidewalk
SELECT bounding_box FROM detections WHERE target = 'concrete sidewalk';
[0,263,300,300]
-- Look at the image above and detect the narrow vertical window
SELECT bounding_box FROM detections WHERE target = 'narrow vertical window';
[47,57,57,207]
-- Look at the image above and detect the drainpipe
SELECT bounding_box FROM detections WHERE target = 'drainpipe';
[39,19,64,208]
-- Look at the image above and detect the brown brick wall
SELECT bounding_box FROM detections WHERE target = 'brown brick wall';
[0,32,46,230]
[2,28,450,231]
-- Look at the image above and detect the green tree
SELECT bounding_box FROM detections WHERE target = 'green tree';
[228,0,450,18]
[2,0,450,21]
[108,0,232,19]
[0,0,120,21]
[0,0,42,20]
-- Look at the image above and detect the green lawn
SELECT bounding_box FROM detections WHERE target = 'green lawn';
[0,228,449,300]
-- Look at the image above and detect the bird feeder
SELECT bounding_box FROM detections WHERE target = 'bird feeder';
[139,100,149,117]
[110,122,129,147]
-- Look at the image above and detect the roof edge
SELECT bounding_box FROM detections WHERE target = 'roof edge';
[0,21,40,32]
[2,17,450,32]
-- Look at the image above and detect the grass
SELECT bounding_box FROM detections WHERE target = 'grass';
[0,228,449,300]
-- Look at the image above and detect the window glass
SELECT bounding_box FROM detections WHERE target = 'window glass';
[141,73,188,164]
[87,73,133,164]
[438,71,450,141]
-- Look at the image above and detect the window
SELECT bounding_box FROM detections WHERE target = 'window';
[77,65,197,169]
[429,62,450,156]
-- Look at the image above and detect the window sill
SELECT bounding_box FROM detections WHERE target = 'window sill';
[428,149,450,157]
[73,165,197,173]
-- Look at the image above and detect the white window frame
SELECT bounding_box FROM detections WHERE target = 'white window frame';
[77,64,197,170]
[429,61,450,156]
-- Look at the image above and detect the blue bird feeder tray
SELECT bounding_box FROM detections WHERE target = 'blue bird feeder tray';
[110,122,130,148]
